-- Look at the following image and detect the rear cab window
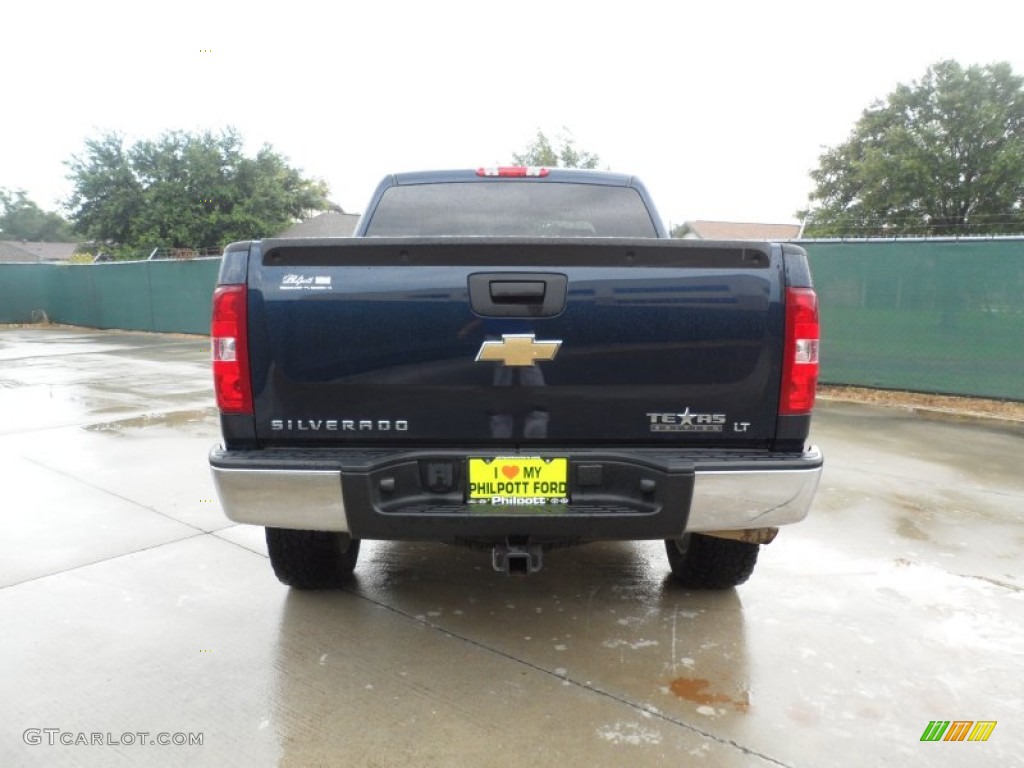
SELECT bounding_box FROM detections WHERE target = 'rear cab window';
[363,182,659,237]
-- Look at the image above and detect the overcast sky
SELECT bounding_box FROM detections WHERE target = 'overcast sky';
[4,0,1024,230]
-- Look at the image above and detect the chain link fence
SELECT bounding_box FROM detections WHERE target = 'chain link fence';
[84,245,223,262]
[802,238,1024,401]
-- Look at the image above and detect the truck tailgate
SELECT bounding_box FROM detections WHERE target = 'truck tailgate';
[247,238,783,446]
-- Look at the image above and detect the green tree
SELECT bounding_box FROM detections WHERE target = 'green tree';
[800,61,1024,237]
[64,128,329,253]
[512,129,601,169]
[0,188,74,241]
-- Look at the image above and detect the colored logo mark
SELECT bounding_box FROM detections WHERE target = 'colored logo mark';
[475,334,561,367]
[920,720,997,742]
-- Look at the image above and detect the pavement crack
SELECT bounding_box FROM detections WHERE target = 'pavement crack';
[960,573,1022,593]
[21,456,209,534]
[344,586,793,767]
[1,532,207,589]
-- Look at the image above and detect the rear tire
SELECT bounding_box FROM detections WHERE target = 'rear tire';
[664,534,759,589]
[265,528,360,589]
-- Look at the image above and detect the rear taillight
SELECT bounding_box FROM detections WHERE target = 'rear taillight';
[476,166,550,177]
[211,284,252,414]
[779,287,820,416]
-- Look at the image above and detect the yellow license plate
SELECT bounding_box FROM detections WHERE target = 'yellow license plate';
[467,457,569,505]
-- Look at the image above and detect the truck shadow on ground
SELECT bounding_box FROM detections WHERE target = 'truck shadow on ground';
[270,540,752,761]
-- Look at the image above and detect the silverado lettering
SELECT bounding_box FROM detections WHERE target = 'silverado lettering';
[270,419,409,432]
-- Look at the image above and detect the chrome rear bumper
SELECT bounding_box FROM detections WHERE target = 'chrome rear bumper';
[210,445,823,538]
[685,446,823,531]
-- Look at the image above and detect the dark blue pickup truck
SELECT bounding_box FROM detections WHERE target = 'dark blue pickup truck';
[209,167,822,588]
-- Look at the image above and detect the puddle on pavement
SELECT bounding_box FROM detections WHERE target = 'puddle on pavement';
[82,408,217,434]
[895,516,930,541]
[669,677,750,713]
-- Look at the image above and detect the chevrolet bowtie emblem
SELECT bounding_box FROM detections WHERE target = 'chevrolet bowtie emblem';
[475,334,562,367]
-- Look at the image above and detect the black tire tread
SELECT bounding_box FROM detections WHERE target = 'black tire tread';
[265,528,360,589]
[665,533,759,589]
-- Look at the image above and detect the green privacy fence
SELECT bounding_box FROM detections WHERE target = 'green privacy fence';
[0,258,221,335]
[2,242,1023,400]
[803,239,1024,401]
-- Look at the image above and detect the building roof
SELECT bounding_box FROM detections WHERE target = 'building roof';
[0,241,79,263]
[277,211,361,238]
[684,220,801,241]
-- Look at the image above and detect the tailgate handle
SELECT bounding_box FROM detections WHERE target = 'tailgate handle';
[490,281,545,303]
[468,272,568,317]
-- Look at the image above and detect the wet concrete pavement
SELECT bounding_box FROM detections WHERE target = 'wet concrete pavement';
[0,327,1021,767]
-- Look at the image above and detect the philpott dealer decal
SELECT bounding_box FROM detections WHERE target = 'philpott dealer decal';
[280,274,333,291]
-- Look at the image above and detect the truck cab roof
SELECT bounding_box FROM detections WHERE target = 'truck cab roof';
[387,167,640,187]
[357,168,668,238]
